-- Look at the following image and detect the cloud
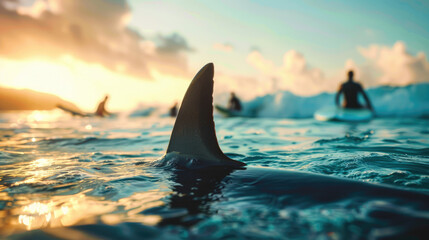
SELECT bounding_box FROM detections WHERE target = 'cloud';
[156,33,194,54]
[244,41,429,97]
[249,46,261,52]
[357,41,429,86]
[0,0,193,79]
[213,43,234,52]
[246,50,275,74]
[246,50,330,96]
[215,72,268,100]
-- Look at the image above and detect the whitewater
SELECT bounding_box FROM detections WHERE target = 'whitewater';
[129,83,429,119]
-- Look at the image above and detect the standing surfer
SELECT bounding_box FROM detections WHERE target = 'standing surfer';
[227,92,242,112]
[336,71,373,111]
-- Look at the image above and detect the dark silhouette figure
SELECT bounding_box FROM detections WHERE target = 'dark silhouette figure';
[169,102,178,117]
[336,71,373,111]
[227,92,242,111]
[95,95,110,117]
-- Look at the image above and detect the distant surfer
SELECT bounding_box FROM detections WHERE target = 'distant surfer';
[95,95,110,117]
[169,102,178,117]
[227,92,242,112]
[336,71,373,111]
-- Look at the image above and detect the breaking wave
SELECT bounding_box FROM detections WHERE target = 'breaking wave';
[238,83,429,118]
[129,83,429,118]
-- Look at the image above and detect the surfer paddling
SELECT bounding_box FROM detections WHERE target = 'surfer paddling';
[227,92,242,112]
[57,95,112,117]
[95,95,111,117]
[336,71,373,112]
[169,102,178,117]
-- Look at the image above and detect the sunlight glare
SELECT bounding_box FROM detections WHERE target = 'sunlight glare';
[33,158,52,167]
[18,202,52,230]
[25,110,63,123]
[0,57,190,111]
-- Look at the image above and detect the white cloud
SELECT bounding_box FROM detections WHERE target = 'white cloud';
[246,50,275,74]
[246,50,330,96]
[214,72,269,100]
[243,41,429,97]
[0,0,193,79]
[213,43,234,52]
[16,0,50,18]
[357,41,429,86]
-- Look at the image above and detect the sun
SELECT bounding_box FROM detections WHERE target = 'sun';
[0,58,88,106]
[9,60,79,95]
[0,57,190,111]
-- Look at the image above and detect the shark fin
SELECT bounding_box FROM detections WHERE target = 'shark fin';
[166,63,245,168]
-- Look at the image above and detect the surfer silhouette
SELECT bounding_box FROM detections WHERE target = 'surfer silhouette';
[95,95,110,117]
[227,92,242,111]
[336,71,373,111]
[169,102,178,117]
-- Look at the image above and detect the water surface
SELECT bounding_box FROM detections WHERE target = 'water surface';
[0,111,428,239]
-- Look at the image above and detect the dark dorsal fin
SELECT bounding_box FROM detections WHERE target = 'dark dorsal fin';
[166,63,244,167]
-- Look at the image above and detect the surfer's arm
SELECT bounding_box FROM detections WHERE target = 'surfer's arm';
[362,92,373,111]
[359,86,373,111]
[335,85,343,107]
[103,108,111,115]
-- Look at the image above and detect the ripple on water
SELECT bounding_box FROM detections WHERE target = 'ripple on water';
[314,135,369,145]
[333,145,429,156]
[1,116,429,239]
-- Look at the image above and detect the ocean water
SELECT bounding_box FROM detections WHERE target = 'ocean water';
[0,110,428,239]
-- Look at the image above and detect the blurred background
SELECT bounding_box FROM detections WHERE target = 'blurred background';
[0,0,428,114]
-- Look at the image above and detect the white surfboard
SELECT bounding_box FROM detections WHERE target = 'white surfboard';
[314,106,373,122]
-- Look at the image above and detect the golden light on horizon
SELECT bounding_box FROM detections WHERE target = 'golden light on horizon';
[1,59,79,102]
[0,56,190,111]
[25,110,65,126]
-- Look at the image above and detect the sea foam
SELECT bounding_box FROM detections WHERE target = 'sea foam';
[129,83,429,118]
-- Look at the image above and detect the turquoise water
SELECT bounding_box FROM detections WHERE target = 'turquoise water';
[0,111,428,239]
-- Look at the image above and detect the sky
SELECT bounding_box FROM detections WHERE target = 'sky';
[0,0,428,111]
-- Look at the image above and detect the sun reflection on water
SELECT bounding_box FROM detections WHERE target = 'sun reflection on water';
[3,189,170,234]
[0,112,177,236]
[12,158,54,186]
[24,110,64,125]
[18,202,52,230]
[33,158,51,167]
[3,110,70,129]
